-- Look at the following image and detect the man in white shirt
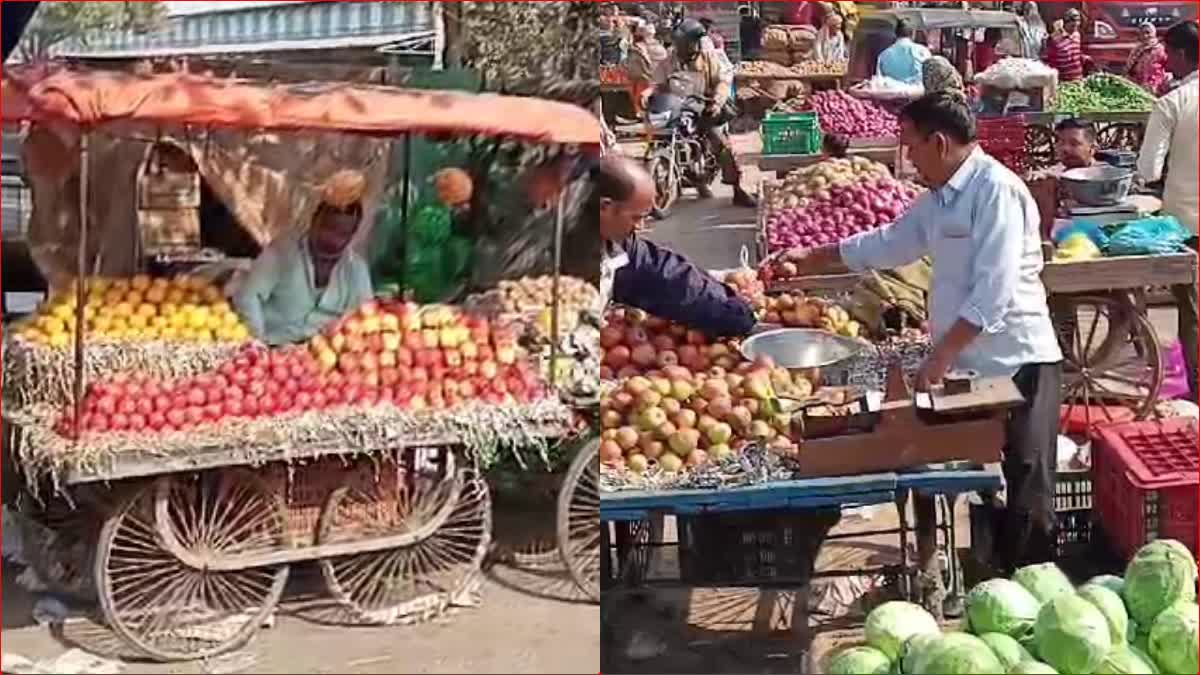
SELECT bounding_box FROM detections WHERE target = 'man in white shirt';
[1137,20,1199,401]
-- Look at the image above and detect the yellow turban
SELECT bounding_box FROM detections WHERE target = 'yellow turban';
[321,169,367,209]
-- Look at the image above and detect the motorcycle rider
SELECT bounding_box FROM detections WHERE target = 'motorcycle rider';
[646,18,758,208]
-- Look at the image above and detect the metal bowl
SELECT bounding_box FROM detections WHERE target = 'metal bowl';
[740,328,866,370]
[1060,165,1134,207]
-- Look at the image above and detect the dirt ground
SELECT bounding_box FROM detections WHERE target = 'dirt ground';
[1,501,600,674]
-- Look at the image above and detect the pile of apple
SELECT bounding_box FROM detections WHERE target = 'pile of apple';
[600,308,740,380]
[599,357,813,474]
[721,269,768,314]
[55,302,550,439]
[762,293,861,338]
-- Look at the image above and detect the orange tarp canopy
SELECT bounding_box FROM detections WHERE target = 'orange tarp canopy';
[2,68,601,145]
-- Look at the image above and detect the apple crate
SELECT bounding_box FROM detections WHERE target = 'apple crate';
[1092,419,1199,562]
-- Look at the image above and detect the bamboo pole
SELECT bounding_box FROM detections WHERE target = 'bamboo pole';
[72,133,90,432]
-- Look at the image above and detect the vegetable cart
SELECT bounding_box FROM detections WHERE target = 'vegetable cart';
[1,68,601,661]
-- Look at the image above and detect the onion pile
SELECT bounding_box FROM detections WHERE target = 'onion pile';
[809,90,900,139]
[763,159,921,253]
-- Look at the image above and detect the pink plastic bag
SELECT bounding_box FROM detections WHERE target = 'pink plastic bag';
[1160,341,1191,401]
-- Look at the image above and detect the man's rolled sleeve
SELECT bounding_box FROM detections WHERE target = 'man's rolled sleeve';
[839,198,930,272]
[958,185,1023,334]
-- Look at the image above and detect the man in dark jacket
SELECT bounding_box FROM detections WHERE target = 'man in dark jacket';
[593,156,756,337]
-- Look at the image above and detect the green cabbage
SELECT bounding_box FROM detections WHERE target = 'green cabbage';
[967,579,1042,638]
[1124,546,1197,626]
[1148,603,1199,675]
[977,632,1032,671]
[1034,594,1113,675]
[1079,584,1130,646]
[1098,646,1160,674]
[1014,563,1076,605]
[828,646,892,675]
[1136,540,1197,579]
[1087,574,1126,597]
[865,601,940,661]
[901,633,941,674]
[1009,661,1060,674]
[908,633,1004,675]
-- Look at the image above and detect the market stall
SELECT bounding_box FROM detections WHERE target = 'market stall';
[1,67,602,661]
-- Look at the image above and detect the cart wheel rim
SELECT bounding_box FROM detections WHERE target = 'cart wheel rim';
[95,473,289,662]
[317,454,492,625]
[557,438,601,603]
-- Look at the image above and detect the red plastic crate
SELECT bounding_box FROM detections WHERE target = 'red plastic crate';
[1092,419,1199,562]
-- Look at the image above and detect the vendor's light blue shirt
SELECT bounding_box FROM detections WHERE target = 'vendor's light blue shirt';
[234,235,373,346]
[876,37,932,85]
[840,148,1062,377]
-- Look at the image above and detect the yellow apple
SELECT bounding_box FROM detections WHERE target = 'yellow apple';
[381,332,401,351]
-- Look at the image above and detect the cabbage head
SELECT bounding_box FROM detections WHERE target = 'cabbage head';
[1078,583,1129,646]
[1148,603,1199,675]
[865,601,940,661]
[1009,661,1059,674]
[1124,546,1197,625]
[1014,563,1075,605]
[901,633,941,675]
[1135,540,1197,579]
[1098,646,1160,675]
[966,579,1041,638]
[1087,574,1125,597]
[1034,593,1113,675]
[827,646,892,675]
[908,633,1004,675]
[977,632,1031,671]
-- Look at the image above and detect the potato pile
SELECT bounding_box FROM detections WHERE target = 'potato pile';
[765,157,893,213]
[466,276,598,341]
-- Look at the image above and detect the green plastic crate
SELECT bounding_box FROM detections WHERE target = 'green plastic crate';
[761,111,822,156]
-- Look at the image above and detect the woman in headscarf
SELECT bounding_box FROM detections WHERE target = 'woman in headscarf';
[1126,21,1170,95]
[815,12,848,64]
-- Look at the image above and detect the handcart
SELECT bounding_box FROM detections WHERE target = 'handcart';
[1,67,601,661]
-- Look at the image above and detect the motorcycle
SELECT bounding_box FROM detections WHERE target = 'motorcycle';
[643,93,720,220]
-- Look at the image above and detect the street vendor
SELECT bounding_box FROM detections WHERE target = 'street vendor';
[595,156,756,338]
[1137,20,1199,402]
[1050,118,1098,173]
[647,18,758,208]
[781,92,1064,571]
[877,19,932,86]
[1126,21,1170,96]
[234,170,374,346]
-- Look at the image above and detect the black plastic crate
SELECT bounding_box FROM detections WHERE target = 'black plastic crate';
[677,510,830,586]
[1054,469,1094,558]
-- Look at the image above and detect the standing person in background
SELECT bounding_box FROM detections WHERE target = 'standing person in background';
[1042,10,1085,82]
[1126,22,1170,96]
[627,20,667,113]
[599,14,627,67]
[923,55,965,95]
[1138,20,1199,402]
[877,19,932,85]
[739,4,765,60]
[1015,1,1048,59]
[815,12,849,64]
[973,28,1003,76]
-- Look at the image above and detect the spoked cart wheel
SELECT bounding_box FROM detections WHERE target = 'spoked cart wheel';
[1052,294,1164,428]
[317,449,492,625]
[557,438,601,603]
[95,470,290,662]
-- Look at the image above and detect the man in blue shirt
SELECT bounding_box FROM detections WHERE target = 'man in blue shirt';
[877,19,932,85]
[783,92,1064,572]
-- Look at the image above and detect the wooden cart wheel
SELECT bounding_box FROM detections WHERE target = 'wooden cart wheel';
[317,454,492,625]
[1024,123,1056,171]
[1053,294,1164,425]
[557,438,601,603]
[94,472,290,662]
[1096,123,1145,154]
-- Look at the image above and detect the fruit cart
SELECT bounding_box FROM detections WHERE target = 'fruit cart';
[764,249,1199,428]
[1,67,601,661]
